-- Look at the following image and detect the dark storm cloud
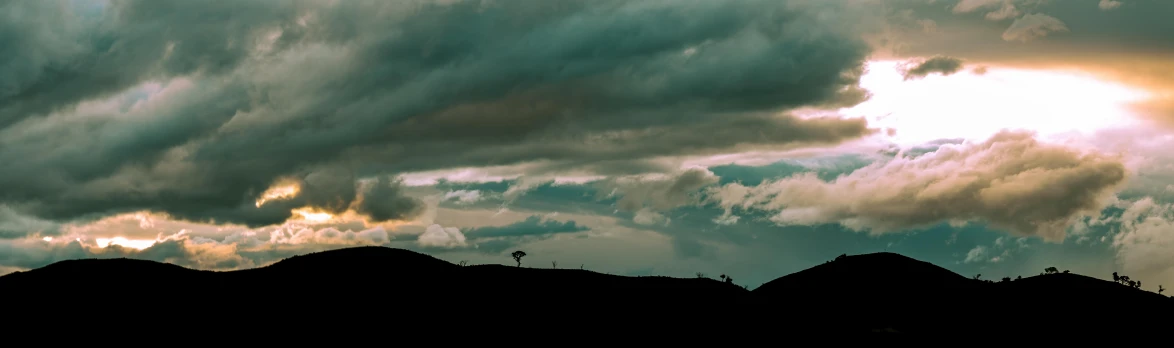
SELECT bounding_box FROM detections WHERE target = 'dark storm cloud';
[901,55,965,80]
[0,206,60,239]
[0,0,878,231]
[355,177,427,223]
[0,0,299,129]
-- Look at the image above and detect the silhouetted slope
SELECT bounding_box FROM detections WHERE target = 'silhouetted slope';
[755,252,974,295]
[455,264,746,304]
[986,273,1173,334]
[210,246,463,296]
[751,252,981,333]
[259,246,457,274]
[0,258,212,296]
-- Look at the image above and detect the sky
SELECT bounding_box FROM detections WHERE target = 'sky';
[2,0,1174,291]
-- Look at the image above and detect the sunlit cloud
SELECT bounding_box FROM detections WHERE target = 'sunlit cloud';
[255,179,301,207]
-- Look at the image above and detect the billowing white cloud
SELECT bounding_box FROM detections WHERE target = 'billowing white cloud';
[708,131,1126,241]
[1112,197,1174,287]
[951,0,1024,20]
[443,190,484,205]
[418,224,468,248]
[632,208,670,226]
[1098,0,1123,11]
[964,246,988,263]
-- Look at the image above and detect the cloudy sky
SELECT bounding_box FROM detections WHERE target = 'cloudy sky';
[2,0,1173,290]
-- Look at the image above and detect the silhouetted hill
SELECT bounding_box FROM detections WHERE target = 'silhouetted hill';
[755,252,975,296]
[751,252,982,333]
[2,247,1170,337]
[0,257,210,294]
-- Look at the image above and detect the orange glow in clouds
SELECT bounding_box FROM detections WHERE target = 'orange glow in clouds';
[255,180,300,207]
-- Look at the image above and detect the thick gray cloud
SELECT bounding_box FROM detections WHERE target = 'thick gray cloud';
[901,55,966,80]
[595,168,720,213]
[0,206,60,239]
[0,0,878,231]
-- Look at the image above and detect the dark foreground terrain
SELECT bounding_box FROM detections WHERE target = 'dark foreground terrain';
[2,247,1170,337]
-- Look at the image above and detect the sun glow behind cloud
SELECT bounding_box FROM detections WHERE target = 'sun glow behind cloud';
[95,237,156,250]
[292,207,334,223]
[846,61,1154,146]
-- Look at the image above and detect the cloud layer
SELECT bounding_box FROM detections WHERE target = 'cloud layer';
[709,131,1127,241]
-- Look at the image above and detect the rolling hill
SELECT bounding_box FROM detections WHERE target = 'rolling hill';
[1,247,1169,336]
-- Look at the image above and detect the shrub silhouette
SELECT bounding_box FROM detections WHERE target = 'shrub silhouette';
[1044,267,1058,274]
[458,260,468,266]
[1160,285,1165,295]
[1001,277,1011,283]
[696,272,706,278]
[511,250,527,267]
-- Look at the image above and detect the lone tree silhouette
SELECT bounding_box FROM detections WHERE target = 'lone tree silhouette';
[1044,267,1058,275]
[1160,285,1165,295]
[511,250,527,267]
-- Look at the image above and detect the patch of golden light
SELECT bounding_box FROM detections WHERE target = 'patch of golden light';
[844,60,1155,145]
[95,237,156,250]
[255,180,301,207]
[291,207,334,223]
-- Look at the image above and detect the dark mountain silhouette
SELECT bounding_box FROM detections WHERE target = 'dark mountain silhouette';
[752,252,983,334]
[1,247,1169,336]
